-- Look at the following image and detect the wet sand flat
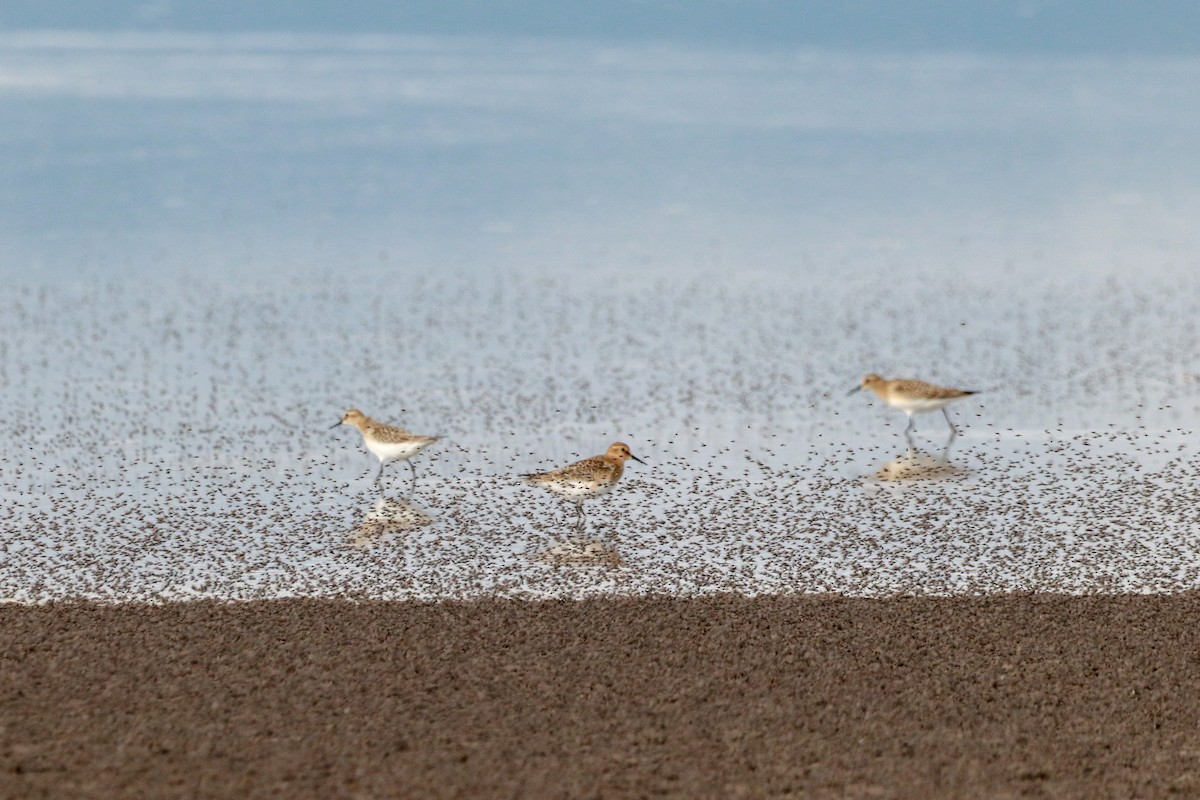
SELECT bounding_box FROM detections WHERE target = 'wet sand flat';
[3,594,1199,798]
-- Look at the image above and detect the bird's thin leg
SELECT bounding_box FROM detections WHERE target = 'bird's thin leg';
[903,413,917,450]
[374,462,384,488]
[942,407,959,440]
[574,504,586,540]
[939,408,960,460]
[408,460,417,499]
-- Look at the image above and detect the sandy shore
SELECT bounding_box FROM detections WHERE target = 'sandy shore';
[3,594,1199,798]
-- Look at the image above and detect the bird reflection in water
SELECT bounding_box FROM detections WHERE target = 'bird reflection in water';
[535,536,623,568]
[348,496,434,548]
[876,436,964,482]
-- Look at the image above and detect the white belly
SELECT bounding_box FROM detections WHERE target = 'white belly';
[540,478,616,502]
[889,396,954,414]
[366,439,429,464]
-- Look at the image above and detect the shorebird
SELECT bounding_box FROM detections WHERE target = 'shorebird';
[849,374,977,444]
[521,442,645,535]
[332,408,439,494]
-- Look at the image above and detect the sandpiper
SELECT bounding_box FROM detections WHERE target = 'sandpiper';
[332,409,439,494]
[849,374,977,444]
[521,442,645,535]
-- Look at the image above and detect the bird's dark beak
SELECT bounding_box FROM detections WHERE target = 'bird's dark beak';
[631,454,647,465]
[330,420,343,429]
[846,385,862,396]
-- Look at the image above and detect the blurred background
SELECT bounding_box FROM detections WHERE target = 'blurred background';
[2,1,1198,284]
[3,2,1200,600]
[6,1,1199,51]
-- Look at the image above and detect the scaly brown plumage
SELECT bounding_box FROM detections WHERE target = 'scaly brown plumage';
[332,408,439,492]
[522,442,645,535]
[849,374,977,444]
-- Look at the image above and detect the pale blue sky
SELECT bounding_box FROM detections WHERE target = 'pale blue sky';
[2,1,1198,53]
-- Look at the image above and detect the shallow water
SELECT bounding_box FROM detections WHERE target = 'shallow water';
[2,33,1199,600]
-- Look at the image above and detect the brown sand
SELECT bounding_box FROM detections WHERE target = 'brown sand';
[3,594,1199,799]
